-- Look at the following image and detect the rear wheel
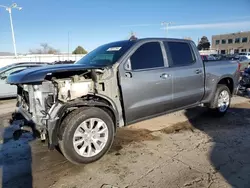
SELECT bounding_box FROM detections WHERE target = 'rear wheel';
[59,107,115,164]
[208,84,231,117]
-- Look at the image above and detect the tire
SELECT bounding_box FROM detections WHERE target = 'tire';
[58,107,115,164]
[208,84,231,117]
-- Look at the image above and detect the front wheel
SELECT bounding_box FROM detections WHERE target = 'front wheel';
[208,84,231,117]
[59,107,115,164]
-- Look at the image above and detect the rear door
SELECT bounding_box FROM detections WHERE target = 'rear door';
[163,41,204,109]
[119,41,173,124]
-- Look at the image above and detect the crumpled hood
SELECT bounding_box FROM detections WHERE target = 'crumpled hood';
[7,64,104,84]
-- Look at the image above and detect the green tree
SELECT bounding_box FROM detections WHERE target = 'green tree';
[197,36,211,50]
[72,46,88,54]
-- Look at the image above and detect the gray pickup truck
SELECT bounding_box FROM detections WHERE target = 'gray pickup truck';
[7,38,239,164]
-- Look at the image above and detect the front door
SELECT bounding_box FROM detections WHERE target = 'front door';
[163,41,204,109]
[119,41,173,124]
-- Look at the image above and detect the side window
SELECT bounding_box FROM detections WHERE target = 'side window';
[130,42,164,70]
[165,42,195,67]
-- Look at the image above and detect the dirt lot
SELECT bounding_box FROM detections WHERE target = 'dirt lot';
[1,97,250,188]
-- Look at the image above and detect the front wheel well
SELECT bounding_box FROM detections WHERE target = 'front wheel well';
[53,97,117,147]
[217,77,234,94]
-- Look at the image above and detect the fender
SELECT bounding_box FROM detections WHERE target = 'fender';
[47,99,118,149]
[203,74,235,104]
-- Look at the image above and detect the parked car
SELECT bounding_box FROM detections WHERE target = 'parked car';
[200,55,216,61]
[0,62,49,98]
[8,38,239,164]
[200,55,208,60]
[237,56,250,72]
[207,55,216,60]
[210,54,228,61]
[239,52,250,59]
[210,54,219,60]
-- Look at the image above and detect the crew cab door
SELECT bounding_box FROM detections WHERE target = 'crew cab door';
[163,41,204,109]
[119,41,173,124]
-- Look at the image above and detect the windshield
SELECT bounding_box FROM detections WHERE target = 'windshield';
[75,40,135,66]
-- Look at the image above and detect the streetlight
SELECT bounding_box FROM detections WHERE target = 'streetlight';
[161,21,173,37]
[0,3,22,57]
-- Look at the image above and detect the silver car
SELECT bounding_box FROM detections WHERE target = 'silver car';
[238,56,250,72]
[0,62,49,98]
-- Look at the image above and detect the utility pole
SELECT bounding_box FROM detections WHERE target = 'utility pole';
[0,3,22,57]
[68,31,70,60]
[161,21,172,37]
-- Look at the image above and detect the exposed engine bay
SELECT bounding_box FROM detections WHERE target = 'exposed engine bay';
[16,67,123,140]
[55,74,93,102]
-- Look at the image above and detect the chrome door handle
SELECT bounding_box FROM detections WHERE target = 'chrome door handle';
[195,69,202,74]
[160,73,171,79]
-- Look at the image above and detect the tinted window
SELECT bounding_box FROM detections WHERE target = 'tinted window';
[216,40,220,45]
[165,42,195,67]
[221,39,226,44]
[221,50,226,54]
[130,42,164,70]
[242,37,248,43]
[228,39,233,44]
[235,38,240,43]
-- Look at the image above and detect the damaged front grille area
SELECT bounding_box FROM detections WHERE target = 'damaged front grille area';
[17,85,30,111]
[17,82,56,128]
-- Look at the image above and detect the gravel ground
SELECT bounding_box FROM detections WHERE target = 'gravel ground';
[0,97,250,188]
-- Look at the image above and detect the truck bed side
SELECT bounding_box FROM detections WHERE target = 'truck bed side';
[202,60,239,103]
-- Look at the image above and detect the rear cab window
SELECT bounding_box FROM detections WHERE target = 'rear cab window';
[130,42,164,70]
[164,41,196,67]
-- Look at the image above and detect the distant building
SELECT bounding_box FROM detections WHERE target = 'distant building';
[212,31,250,54]
[0,52,14,56]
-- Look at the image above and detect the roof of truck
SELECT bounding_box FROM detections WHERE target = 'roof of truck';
[133,37,193,42]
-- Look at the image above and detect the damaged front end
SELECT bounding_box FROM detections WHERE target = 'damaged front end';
[15,67,122,148]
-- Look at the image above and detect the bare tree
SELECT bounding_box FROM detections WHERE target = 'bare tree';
[29,43,59,54]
